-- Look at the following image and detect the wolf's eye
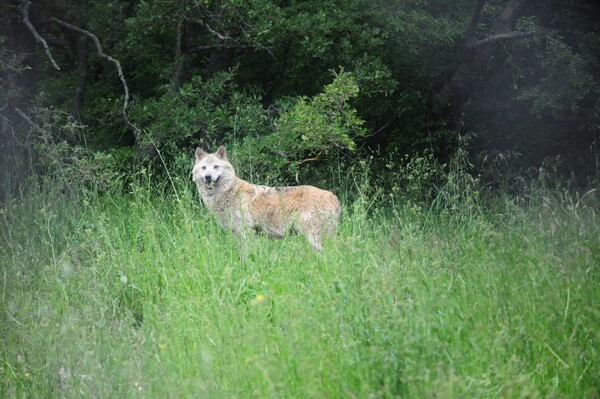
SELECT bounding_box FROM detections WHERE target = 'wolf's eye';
[214,165,219,169]
[202,166,206,170]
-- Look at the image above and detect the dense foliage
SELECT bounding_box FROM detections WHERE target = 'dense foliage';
[1,0,600,198]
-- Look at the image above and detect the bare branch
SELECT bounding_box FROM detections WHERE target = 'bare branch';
[19,0,60,71]
[49,17,141,140]
[190,42,277,60]
[186,17,229,41]
[189,43,257,52]
[468,31,534,48]
[296,149,324,167]
[14,107,40,144]
[14,107,38,131]
[186,17,276,59]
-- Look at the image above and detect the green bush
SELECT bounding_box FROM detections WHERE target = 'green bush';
[131,69,366,187]
[131,71,271,152]
[26,107,128,197]
[233,69,366,184]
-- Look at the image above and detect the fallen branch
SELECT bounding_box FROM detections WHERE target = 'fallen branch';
[19,0,60,71]
[49,17,141,140]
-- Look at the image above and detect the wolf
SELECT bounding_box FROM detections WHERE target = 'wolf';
[192,146,341,251]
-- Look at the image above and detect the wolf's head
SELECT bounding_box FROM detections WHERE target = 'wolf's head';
[192,146,236,190]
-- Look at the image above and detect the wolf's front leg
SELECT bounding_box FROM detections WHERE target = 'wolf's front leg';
[229,226,250,263]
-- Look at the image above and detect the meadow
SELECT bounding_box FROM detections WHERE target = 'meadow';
[1,168,599,398]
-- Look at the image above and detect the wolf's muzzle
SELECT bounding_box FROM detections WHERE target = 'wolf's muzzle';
[203,175,220,186]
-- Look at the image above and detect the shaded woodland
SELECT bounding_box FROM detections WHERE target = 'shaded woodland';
[1,0,600,198]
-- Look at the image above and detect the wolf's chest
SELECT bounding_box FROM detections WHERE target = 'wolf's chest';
[202,190,242,214]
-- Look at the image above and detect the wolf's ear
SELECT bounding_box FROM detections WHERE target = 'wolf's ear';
[195,147,206,162]
[216,146,227,160]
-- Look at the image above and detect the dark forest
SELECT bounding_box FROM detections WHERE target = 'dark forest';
[1,0,600,197]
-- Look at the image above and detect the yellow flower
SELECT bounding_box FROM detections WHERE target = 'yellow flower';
[251,294,267,306]
[158,343,168,350]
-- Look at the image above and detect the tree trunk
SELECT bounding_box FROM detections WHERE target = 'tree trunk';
[432,0,534,117]
[171,0,189,92]
[71,0,89,120]
[0,1,38,199]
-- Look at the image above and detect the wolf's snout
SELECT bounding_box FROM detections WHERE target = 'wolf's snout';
[204,175,220,185]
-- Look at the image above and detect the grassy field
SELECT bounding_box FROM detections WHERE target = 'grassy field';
[1,174,599,398]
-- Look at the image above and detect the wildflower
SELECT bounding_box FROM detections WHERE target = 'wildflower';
[251,294,267,306]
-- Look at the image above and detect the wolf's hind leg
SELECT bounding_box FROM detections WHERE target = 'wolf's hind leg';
[304,230,323,251]
[299,213,323,251]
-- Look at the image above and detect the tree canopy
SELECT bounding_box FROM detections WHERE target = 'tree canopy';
[1,0,599,196]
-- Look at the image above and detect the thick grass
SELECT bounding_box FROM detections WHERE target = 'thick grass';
[1,177,599,398]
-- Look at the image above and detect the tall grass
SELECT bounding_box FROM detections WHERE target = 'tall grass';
[1,167,599,398]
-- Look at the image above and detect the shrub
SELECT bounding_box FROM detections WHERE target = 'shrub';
[27,107,127,197]
[233,69,366,184]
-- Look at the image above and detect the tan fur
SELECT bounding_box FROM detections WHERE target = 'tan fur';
[192,146,341,251]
